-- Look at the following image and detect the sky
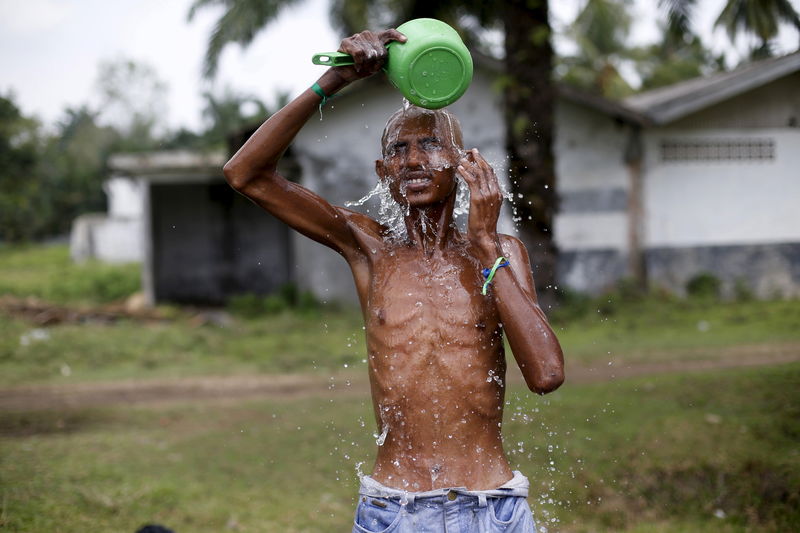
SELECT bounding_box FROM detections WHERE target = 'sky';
[1,0,798,133]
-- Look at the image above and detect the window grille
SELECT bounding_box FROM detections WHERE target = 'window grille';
[660,138,775,162]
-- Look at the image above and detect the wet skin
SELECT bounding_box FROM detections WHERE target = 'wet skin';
[223,29,564,491]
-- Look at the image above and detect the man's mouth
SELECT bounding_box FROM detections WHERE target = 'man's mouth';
[403,173,432,192]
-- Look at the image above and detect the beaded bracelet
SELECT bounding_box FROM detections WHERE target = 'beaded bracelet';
[481,257,510,295]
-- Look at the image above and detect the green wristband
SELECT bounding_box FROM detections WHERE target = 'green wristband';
[311,83,329,107]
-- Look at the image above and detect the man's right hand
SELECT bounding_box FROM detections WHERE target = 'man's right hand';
[334,29,407,83]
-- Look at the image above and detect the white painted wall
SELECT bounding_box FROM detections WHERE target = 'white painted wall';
[644,128,800,248]
[104,177,144,218]
[555,100,630,193]
[70,214,143,263]
[555,213,629,250]
[553,100,631,251]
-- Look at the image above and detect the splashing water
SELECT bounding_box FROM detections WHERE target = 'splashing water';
[345,181,407,238]
[347,99,511,234]
[374,424,389,446]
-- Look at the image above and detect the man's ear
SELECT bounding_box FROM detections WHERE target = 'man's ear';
[375,159,386,182]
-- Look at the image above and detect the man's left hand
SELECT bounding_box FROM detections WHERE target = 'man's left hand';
[457,149,503,260]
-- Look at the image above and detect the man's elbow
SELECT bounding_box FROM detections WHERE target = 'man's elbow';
[223,159,249,191]
[529,369,564,395]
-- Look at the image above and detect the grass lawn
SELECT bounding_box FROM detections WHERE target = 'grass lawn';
[1,244,799,531]
[2,245,799,386]
[1,363,798,532]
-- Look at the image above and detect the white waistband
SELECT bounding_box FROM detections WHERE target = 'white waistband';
[358,470,529,500]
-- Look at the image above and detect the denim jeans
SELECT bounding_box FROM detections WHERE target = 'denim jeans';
[352,471,537,533]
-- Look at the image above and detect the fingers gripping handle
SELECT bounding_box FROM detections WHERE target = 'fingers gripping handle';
[312,52,355,66]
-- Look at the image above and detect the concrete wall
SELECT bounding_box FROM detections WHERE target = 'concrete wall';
[70,213,143,264]
[105,177,144,218]
[638,70,800,297]
[644,128,800,248]
[69,177,146,263]
[552,100,633,292]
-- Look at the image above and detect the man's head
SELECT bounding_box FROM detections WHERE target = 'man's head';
[376,105,464,208]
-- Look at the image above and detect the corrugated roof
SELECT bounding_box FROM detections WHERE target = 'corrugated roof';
[623,52,800,125]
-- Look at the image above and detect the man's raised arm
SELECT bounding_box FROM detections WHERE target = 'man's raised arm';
[222,29,406,256]
[457,149,565,394]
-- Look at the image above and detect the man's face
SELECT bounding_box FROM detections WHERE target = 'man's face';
[376,111,463,208]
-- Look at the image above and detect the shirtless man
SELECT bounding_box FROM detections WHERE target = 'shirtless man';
[223,28,564,533]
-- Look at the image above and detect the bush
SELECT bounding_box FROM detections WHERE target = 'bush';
[686,272,721,300]
[733,279,755,302]
[552,287,593,321]
[228,283,320,318]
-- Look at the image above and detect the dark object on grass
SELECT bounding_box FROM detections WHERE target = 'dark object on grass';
[136,525,175,533]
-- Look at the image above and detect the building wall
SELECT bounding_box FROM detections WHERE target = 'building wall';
[669,72,800,129]
[641,71,800,297]
[105,177,144,218]
[552,100,632,292]
[644,128,800,248]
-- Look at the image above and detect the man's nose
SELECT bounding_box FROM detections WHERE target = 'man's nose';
[406,144,424,167]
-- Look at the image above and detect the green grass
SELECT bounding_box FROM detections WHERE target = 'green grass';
[4,296,799,386]
[2,244,800,385]
[551,295,800,365]
[0,244,140,305]
[1,244,799,531]
[1,363,798,532]
[0,310,367,386]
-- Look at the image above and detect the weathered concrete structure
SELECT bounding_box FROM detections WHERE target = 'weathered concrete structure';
[88,52,800,304]
[556,53,800,298]
[108,151,292,305]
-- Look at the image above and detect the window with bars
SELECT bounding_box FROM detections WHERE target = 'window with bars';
[660,138,775,162]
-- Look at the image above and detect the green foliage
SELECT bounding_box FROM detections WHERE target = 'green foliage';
[686,272,722,300]
[733,279,755,302]
[557,0,637,99]
[0,245,140,304]
[0,93,49,242]
[0,96,113,241]
[94,58,168,152]
[188,0,305,79]
[716,0,800,50]
[228,283,321,318]
[1,73,157,242]
[1,58,267,242]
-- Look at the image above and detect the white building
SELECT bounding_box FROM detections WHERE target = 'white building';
[555,52,800,297]
[291,52,800,301]
[84,52,800,304]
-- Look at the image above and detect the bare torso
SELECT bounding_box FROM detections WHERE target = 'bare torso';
[353,236,514,491]
[222,33,564,491]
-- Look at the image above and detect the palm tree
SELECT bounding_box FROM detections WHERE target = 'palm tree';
[559,0,636,99]
[191,0,560,303]
[715,0,800,57]
[661,0,800,60]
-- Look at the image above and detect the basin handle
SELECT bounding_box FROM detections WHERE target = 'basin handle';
[312,52,355,66]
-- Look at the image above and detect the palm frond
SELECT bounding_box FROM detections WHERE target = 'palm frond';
[190,0,301,79]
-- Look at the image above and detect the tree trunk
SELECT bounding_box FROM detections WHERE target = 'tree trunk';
[501,0,559,308]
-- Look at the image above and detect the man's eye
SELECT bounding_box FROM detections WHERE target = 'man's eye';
[422,139,441,150]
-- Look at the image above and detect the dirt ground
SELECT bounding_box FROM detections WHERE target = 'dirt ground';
[1,342,798,411]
